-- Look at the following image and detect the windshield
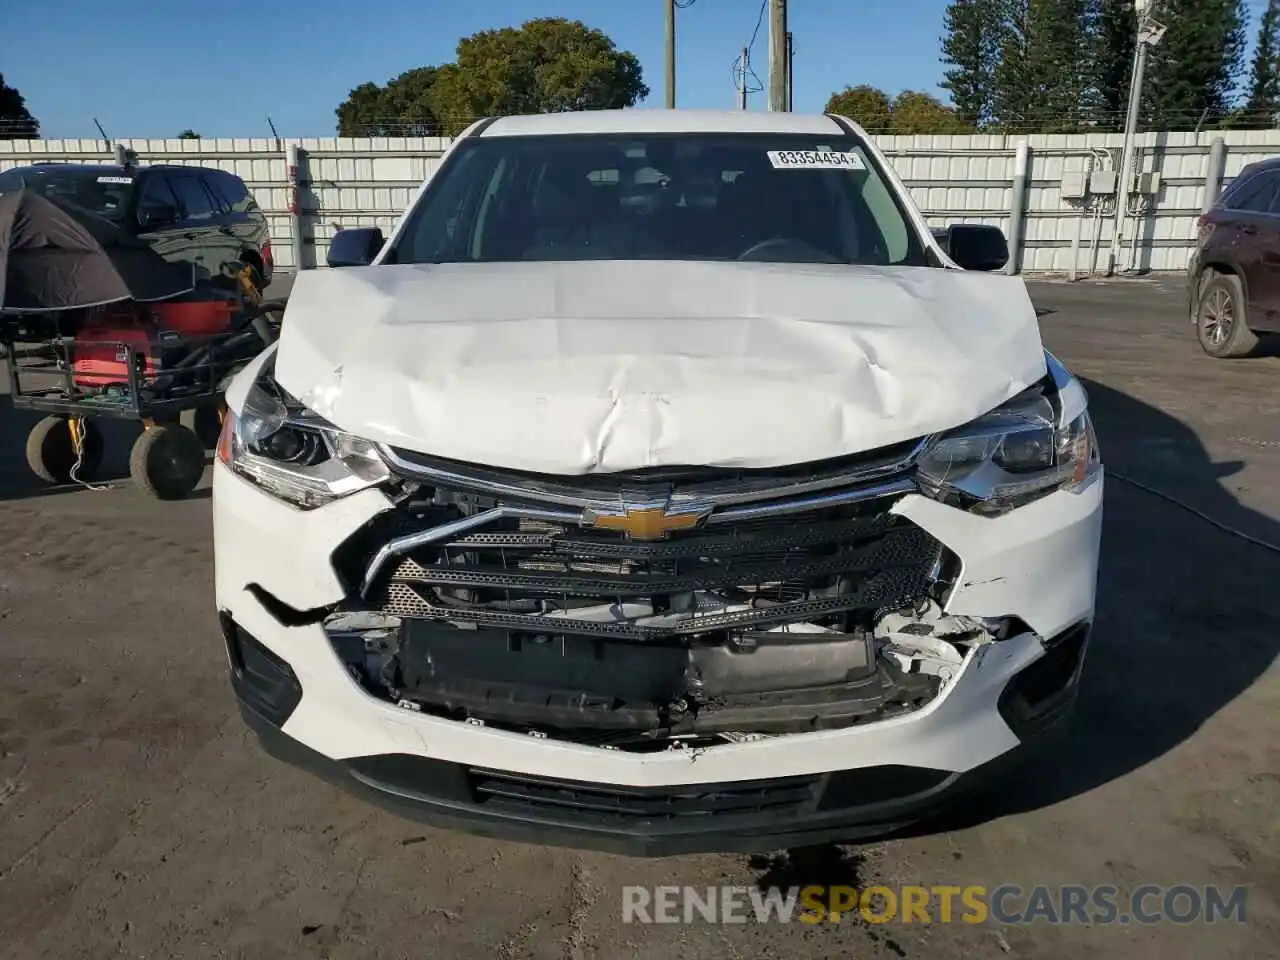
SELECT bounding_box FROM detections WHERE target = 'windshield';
[0,167,134,222]
[390,132,928,267]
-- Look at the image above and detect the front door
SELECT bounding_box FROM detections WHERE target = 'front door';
[166,171,223,283]
[134,171,200,282]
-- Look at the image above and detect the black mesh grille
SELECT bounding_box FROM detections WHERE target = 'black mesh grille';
[368,505,942,639]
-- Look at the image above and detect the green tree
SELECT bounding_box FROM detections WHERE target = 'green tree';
[1093,0,1135,124]
[336,67,442,137]
[380,67,441,135]
[428,18,648,136]
[177,129,201,139]
[0,73,39,139]
[992,0,1099,132]
[890,91,971,134]
[1143,0,1247,128]
[824,85,893,132]
[940,0,1003,127]
[337,82,390,136]
[1243,0,1280,128]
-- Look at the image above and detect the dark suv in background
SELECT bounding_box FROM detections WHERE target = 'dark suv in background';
[0,162,273,294]
[1188,156,1280,358]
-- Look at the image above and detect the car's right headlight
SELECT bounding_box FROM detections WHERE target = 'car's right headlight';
[915,380,1100,517]
[216,367,390,509]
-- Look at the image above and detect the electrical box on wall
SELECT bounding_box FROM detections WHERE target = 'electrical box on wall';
[1136,171,1162,195]
[1089,169,1118,195]
[1060,172,1088,200]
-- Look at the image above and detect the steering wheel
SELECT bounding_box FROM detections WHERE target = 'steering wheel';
[736,236,844,264]
[737,237,796,260]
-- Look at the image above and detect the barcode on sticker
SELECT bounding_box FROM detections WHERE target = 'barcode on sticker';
[767,151,866,170]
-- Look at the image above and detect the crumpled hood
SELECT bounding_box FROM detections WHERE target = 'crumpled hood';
[274,260,1046,474]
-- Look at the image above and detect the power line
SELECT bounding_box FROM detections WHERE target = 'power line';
[731,55,764,94]
[747,0,767,49]
[732,0,770,104]
[747,0,768,51]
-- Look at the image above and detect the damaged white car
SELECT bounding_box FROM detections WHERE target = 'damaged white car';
[213,109,1103,856]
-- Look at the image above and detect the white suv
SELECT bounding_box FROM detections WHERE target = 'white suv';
[213,109,1103,857]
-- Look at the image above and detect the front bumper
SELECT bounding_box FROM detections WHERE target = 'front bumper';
[214,462,1103,854]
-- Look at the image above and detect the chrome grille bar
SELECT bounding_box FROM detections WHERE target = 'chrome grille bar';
[375,440,927,511]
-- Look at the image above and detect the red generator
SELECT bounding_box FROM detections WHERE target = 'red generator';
[73,297,237,391]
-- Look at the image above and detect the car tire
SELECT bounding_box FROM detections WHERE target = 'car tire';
[1195,271,1259,358]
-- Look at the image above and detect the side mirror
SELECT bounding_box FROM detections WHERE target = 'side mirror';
[138,202,179,228]
[942,224,1009,272]
[328,227,385,268]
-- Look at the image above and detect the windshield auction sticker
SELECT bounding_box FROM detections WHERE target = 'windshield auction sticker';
[767,151,866,170]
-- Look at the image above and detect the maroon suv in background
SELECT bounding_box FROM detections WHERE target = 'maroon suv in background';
[1188,156,1280,358]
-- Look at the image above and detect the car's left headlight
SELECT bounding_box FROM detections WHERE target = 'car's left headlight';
[915,375,1100,516]
[216,370,389,509]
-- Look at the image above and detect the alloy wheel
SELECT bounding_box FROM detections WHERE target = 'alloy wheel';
[1202,287,1234,346]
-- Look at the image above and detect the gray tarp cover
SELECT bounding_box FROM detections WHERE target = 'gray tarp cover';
[0,188,193,313]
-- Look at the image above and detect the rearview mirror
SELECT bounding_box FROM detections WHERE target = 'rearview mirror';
[138,202,178,228]
[940,224,1009,272]
[328,227,385,268]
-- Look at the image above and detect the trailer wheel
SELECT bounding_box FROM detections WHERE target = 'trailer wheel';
[183,406,225,450]
[129,423,207,500]
[25,416,104,484]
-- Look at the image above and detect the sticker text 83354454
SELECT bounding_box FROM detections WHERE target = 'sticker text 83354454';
[767,151,867,171]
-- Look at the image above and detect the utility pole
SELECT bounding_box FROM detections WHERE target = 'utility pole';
[1107,0,1166,276]
[739,47,749,110]
[665,0,676,109]
[769,0,788,111]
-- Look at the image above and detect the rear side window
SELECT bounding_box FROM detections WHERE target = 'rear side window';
[206,169,252,212]
[169,173,216,220]
[1224,170,1280,213]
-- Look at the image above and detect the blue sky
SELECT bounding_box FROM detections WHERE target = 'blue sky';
[0,0,1271,139]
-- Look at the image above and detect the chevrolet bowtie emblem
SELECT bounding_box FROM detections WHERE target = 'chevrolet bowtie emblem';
[585,504,711,540]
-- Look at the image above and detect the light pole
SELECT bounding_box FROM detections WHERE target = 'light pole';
[665,0,676,108]
[1107,0,1166,276]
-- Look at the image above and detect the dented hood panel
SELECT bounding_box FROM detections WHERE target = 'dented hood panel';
[273,260,1046,474]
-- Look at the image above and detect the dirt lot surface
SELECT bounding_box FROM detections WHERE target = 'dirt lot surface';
[1,278,1277,959]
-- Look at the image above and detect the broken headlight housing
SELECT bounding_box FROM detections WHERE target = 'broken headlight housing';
[915,375,1100,517]
[216,366,390,510]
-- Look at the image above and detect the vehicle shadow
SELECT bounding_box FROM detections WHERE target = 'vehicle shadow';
[899,377,1279,836]
[794,377,1280,852]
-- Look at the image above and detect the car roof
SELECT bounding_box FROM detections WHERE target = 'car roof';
[24,162,237,177]
[23,163,133,174]
[1240,156,1280,175]
[477,109,854,138]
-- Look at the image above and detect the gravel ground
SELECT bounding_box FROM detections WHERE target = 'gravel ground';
[0,277,1277,960]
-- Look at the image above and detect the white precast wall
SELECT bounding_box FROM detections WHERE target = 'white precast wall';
[0,136,450,270]
[3,129,1279,274]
